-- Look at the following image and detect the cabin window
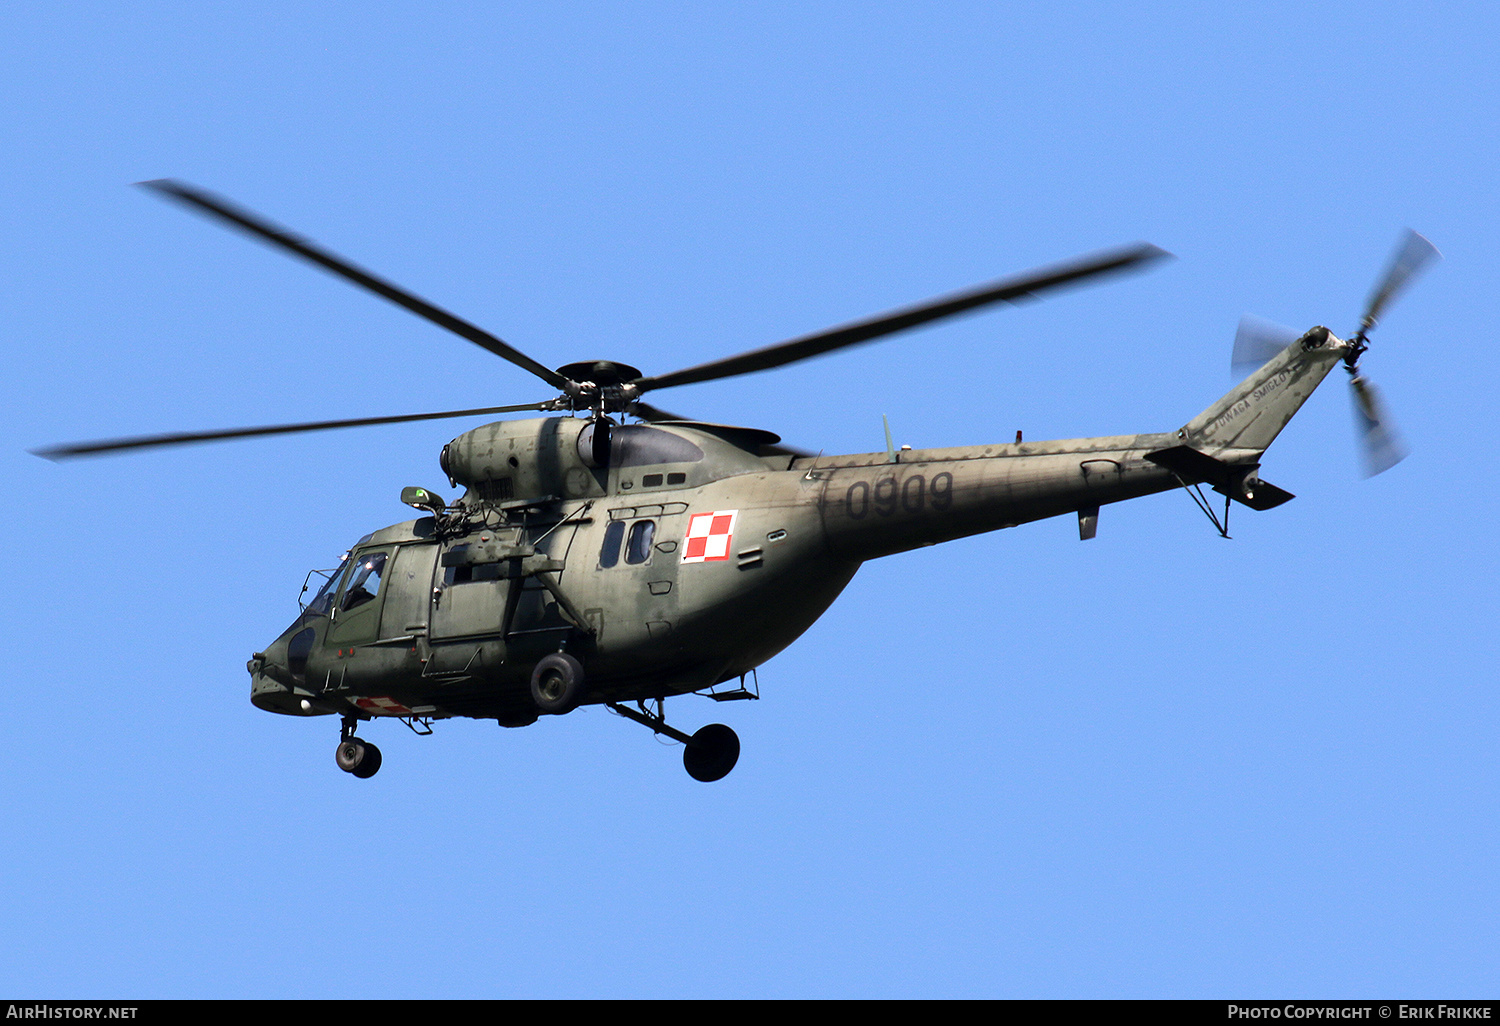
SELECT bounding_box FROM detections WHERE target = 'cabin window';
[625,520,656,565]
[667,473,686,485]
[599,520,625,568]
[600,518,658,567]
[341,550,388,611]
[642,474,663,487]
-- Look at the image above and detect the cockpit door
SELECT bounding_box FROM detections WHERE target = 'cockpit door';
[325,547,392,649]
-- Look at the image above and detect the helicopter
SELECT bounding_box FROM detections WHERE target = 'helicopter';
[36,180,1439,782]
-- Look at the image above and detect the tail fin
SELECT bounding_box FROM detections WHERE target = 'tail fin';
[1181,327,1346,455]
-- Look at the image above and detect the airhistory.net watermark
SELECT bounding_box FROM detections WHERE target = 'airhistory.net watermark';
[6,1007,137,1019]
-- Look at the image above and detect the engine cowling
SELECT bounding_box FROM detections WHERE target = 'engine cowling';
[441,416,601,504]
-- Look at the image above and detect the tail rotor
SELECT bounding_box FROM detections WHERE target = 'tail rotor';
[1343,229,1439,477]
[1233,229,1438,478]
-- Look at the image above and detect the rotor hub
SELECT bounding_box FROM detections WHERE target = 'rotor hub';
[555,361,644,414]
[555,361,642,388]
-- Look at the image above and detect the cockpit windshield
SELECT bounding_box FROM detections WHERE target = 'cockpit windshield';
[305,553,352,616]
[302,534,379,616]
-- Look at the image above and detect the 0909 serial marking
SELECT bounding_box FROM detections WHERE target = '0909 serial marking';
[844,471,956,519]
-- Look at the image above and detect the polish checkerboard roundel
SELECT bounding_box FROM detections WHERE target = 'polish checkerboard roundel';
[682,509,738,563]
[354,696,412,716]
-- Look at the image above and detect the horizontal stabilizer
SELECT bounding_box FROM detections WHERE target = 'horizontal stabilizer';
[1230,480,1294,511]
[1146,444,1230,482]
[1145,445,1294,511]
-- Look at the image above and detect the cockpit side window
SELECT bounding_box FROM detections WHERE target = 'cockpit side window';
[341,550,388,611]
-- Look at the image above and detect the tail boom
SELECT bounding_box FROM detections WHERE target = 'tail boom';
[805,329,1347,560]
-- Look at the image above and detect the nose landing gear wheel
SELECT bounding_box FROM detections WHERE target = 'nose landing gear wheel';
[335,738,383,778]
[683,723,740,782]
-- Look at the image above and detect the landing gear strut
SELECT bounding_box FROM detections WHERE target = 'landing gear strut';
[608,700,740,782]
[335,714,382,779]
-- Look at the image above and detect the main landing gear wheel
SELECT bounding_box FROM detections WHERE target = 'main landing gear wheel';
[605,702,744,782]
[683,723,740,782]
[530,652,586,715]
[335,737,383,779]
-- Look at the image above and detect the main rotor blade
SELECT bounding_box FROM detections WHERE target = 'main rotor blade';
[33,402,555,460]
[139,180,569,391]
[1362,229,1440,333]
[631,242,1170,393]
[630,400,694,423]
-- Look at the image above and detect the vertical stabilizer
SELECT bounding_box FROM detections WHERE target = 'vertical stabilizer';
[1181,327,1346,455]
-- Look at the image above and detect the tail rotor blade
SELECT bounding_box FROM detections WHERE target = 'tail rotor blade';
[1349,375,1408,477]
[1232,314,1299,376]
[1362,229,1441,334]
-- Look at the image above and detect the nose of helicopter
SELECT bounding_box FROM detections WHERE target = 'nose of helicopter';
[247,621,325,716]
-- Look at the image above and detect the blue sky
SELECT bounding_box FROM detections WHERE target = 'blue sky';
[2,2,1497,998]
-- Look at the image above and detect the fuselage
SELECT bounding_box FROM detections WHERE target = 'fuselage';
[250,418,1189,724]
